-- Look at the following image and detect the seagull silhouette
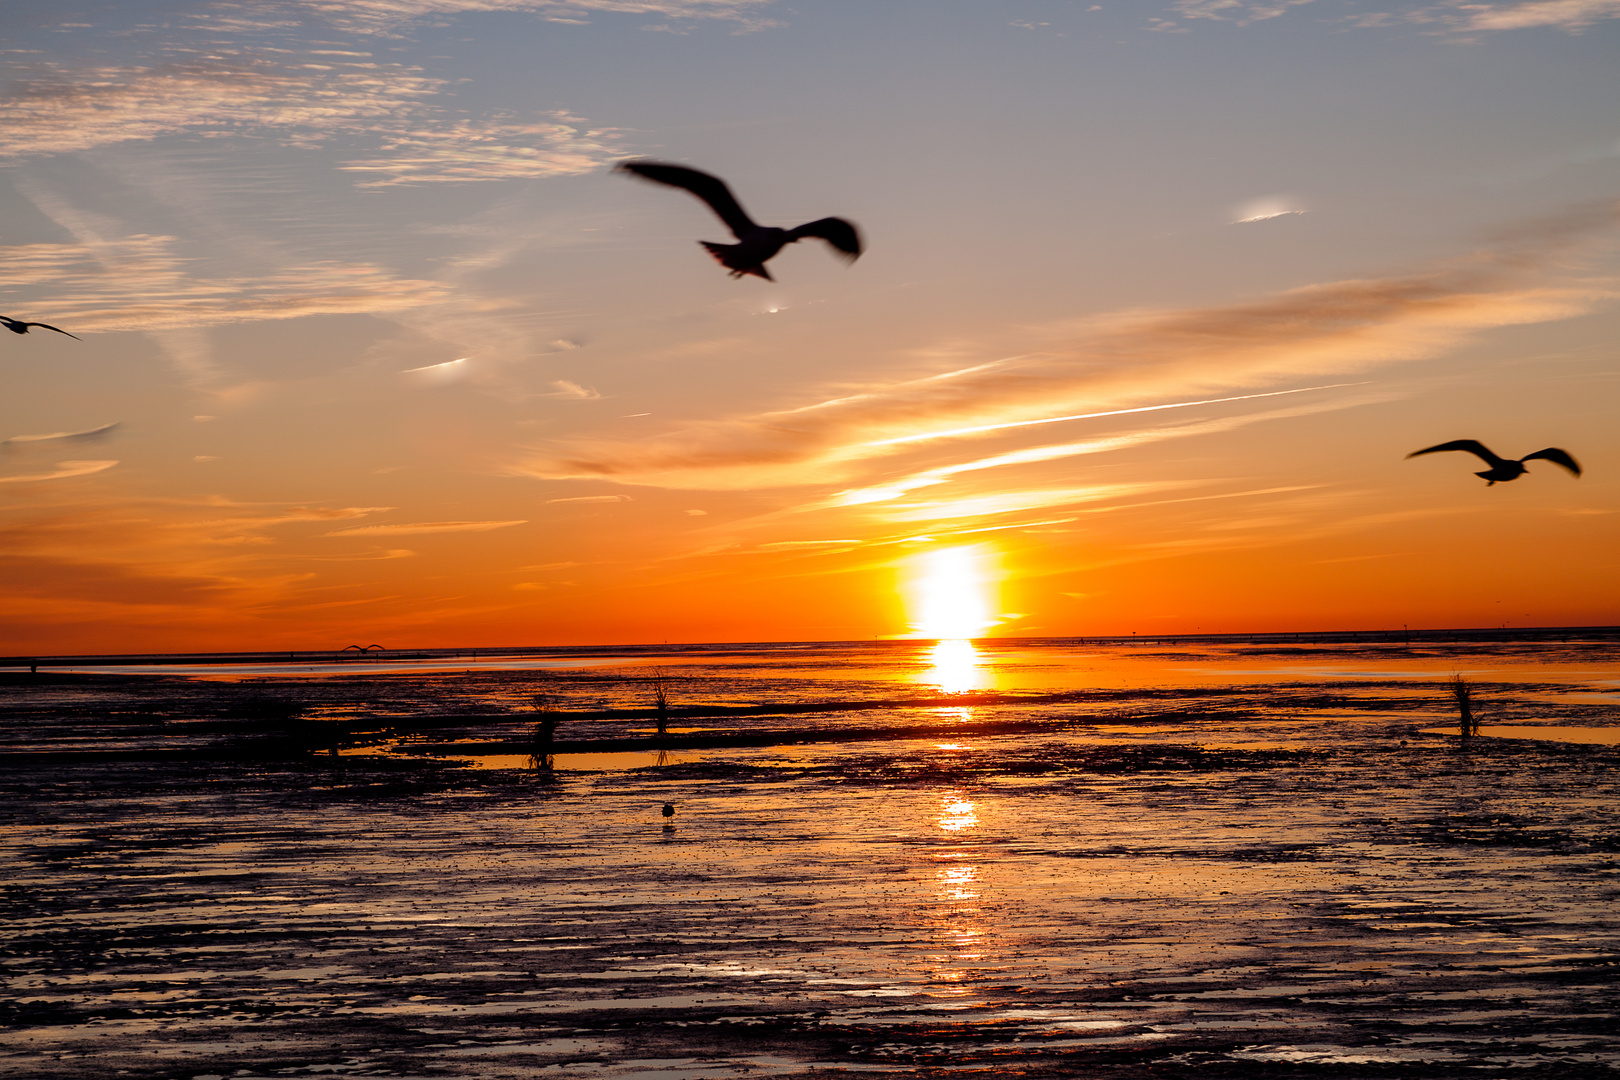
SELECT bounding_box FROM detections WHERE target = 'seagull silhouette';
[1,315,79,340]
[1406,440,1581,485]
[616,160,862,282]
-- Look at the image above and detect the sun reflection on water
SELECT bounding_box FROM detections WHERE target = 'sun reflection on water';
[926,792,990,991]
[925,638,988,695]
[938,797,979,832]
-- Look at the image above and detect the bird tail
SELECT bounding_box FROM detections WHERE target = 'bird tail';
[700,241,773,281]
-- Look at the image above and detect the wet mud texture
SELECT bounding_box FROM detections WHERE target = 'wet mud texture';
[3,658,1619,1078]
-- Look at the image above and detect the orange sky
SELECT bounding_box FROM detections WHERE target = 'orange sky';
[2,0,1618,654]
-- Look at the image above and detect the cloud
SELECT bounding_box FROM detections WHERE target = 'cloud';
[833,396,1379,508]
[324,519,529,536]
[339,112,624,187]
[1232,195,1308,224]
[0,460,118,484]
[1446,0,1620,30]
[518,203,1619,491]
[284,0,782,32]
[1,423,120,453]
[0,60,442,161]
[1169,0,1620,31]
[543,379,602,399]
[0,59,621,187]
[0,232,450,333]
[1171,0,1317,23]
[879,484,1172,523]
[756,538,863,548]
[544,495,630,503]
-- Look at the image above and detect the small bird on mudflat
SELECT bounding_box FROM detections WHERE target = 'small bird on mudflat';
[616,160,862,282]
[1406,440,1581,485]
[661,802,676,819]
[1,315,79,340]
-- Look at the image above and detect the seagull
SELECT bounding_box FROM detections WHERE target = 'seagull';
[1406,440,1581,485]
[616,160,862,282]
[0,315,80,340]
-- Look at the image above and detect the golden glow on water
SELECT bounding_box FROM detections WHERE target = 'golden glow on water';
[929,793,988,989]
[907,545,994,639]
[925,638,988,694]
[938,797,979,832]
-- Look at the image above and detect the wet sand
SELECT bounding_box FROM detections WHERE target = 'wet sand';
[2,639,1618,1078]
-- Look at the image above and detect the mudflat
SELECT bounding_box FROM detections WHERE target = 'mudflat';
[3,638,1618,1078]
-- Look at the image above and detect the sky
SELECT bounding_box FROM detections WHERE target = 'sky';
[1,0,1618,654]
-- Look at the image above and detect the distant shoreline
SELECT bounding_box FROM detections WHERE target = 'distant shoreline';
[3,624,1618,670]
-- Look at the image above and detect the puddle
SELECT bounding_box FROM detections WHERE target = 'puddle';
[1418,725,1620,745]
[340,749,697,770]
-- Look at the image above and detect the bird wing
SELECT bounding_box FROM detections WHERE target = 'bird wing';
[25,321,81,340]
[616,160,757,239]
[788,217,862,260]
[1521,447,1581,476]
[1406,439,1506,467]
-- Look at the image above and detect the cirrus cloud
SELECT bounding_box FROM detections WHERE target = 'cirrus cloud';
[324,519,529,536]
[0,460,119,484]
[517,202,1619,492]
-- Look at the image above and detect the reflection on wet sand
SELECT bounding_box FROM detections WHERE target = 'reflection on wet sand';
[928,792,988,996]
[923,638,989,695]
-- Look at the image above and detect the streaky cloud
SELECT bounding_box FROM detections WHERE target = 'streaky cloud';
[340,112,624,187]
[834,395,1389,508]
[864,383,1361,448]
[0,232,449,334]
[325,519,528,536]
[2,423,120,453]
[1455,0,1620,30]
[0,460,119,484]
[283,0,782,32]
[519,201,1618,491]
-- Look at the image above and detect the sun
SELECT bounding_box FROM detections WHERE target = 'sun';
[907,545,995,639]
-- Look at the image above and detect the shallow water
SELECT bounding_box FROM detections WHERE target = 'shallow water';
[2,638,1618,1078]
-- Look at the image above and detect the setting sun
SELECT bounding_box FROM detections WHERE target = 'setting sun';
[907,546,996,640]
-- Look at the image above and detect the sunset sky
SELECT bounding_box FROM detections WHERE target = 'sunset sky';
[2,0,1618,654]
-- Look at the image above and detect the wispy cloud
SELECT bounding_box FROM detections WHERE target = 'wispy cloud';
[544,495,629,503]
[832,396,1382,507]
[1440,0,1620,31]
[325,519,529,536]
[0,232,449,333]
[339,112,624,186]
[543,379,602,399]
[1,423,120,453]
[1168,0,1620,31]
[520,203,1619,491]
[0,57,622,187]
[0,60,441,161]
[1170,0,1318,24]
[0,460,118,484]
[880,483,1170,522]
[285,0,782,32]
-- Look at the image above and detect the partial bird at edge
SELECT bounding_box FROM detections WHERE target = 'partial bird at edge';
[616,160,862,282]
[1406,439,1581,485]
[1,315,80,340]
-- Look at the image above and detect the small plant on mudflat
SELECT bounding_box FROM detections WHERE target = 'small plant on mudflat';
[528,694,563,771]
[1451,674,1479,738]
[651,672,670,737]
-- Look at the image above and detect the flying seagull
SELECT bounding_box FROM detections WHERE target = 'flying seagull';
[616,160,862,282]
[1,315,80,340]
[1406,440,1581,485]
